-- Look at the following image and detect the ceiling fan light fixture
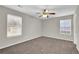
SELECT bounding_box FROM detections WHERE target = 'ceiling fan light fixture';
[37,9,56,18]
[45,10,48,13]
[42,14,47,17]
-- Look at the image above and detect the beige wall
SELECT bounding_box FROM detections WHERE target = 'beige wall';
[0,6,42,49]
[43,15,74,41]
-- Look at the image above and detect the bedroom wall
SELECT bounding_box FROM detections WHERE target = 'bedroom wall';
[74,6,79,51]
[0,6,42,49]
[43,15,74,41]
[0,6,75,49]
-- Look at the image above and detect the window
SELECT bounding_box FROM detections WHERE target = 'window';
[60,19,71,35]
[7,14,22,37]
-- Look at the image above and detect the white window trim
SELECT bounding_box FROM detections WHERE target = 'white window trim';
[60,19,72,35]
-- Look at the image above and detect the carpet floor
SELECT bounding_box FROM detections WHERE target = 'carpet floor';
[0,36,78,54]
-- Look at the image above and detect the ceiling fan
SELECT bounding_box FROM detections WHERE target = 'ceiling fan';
[36,9,56,18]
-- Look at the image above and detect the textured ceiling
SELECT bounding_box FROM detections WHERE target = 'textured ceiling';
[3,5,77,19]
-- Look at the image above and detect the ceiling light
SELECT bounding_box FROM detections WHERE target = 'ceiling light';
[42,15,47,17]
[45,10,48,13]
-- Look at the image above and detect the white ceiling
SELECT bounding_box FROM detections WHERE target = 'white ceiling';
[3,5,77,19]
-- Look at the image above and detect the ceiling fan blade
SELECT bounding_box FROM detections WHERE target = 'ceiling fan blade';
[49,13,56,15]
[39,15,42,17]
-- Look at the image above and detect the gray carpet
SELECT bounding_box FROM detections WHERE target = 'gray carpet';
[0,36,78,54]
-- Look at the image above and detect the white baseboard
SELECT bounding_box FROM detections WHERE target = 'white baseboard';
[0,35,41,49]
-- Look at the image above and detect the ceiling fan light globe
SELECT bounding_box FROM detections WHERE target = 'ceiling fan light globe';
[42,15,47,17]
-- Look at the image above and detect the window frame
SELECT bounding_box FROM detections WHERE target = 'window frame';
[60,19,72,35]
[7,14,22,37]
